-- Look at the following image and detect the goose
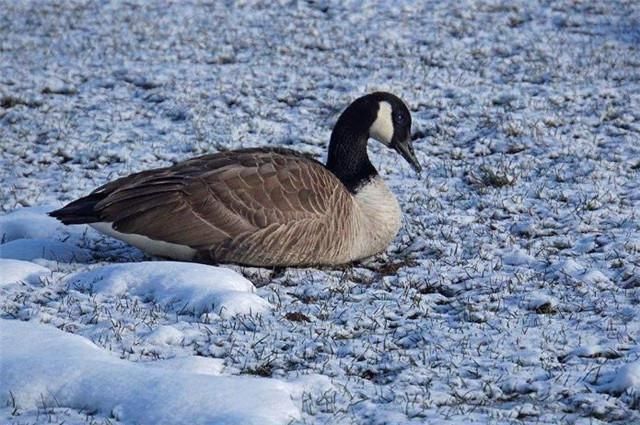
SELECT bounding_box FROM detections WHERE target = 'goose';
[49,92,421,267]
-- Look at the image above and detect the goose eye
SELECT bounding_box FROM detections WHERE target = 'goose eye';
[394,113,406,125]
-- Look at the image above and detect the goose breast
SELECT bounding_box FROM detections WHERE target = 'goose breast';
[349,176,402,261]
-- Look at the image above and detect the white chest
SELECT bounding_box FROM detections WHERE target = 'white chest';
[349,176,402,260]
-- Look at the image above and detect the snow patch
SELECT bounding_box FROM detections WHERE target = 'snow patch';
[143,325,185,346]
[144,356,226,376]
[562,345,622,361]
[597,361,640,395]
[0,319,300,425]
[502,247,536,266]
[581,270,611,286]
[0,259,50,287]
[551,258,612,286]
[0,238,91,262]
[0,206,70,243]
[65,261,270,317]
[525,291,559,312]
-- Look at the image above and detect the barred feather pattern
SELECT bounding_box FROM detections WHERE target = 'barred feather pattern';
[53,148,400,266]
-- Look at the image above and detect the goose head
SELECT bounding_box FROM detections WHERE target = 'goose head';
[367,92,421,173]
[327,92,421,191]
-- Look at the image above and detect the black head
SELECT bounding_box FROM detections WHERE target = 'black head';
[327,92,421,192]
[342,92,421,173]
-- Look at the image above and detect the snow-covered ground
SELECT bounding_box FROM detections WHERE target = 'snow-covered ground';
[1,0,639,423]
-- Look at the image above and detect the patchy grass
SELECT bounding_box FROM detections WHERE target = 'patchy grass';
[467,163,518,189]
[1,0,640,424]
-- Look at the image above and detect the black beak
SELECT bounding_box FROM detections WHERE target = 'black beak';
[393,138,422,173]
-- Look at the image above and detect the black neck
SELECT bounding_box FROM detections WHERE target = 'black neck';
[325,104,378,193]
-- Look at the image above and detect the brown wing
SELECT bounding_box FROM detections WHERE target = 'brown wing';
[92,148,354,265]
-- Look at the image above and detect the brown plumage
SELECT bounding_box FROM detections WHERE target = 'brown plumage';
[50,92,422,267]
[53,148,356,265]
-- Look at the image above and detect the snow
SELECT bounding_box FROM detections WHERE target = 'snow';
[0,206,68,242]
[562,344,622,361]
[0,207,92,262]
[1,0,640,423]
[0,319,301,425]
[144,356,226,376]
[524,291,559,313]
[597,361,640,395]
[0,238,92,262]
[65,261,270,317]
[143,325,186,346]
[501,246,536,266]
[0,259,50,287]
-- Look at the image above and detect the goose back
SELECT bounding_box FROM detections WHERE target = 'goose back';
[84,148,364,266]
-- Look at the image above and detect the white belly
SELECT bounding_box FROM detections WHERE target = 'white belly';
[90,222,197,261]
[349,176,402,260]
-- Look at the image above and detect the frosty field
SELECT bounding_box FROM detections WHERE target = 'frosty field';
[1,0,639,424]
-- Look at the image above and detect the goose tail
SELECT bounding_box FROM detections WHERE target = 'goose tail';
[48,192,106,225]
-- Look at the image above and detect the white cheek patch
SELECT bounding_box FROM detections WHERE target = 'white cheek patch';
[369,101,394,146]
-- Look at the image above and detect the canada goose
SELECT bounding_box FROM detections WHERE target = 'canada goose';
[49,92,421,266]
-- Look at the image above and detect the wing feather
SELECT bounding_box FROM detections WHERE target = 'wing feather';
[91,148,354,264]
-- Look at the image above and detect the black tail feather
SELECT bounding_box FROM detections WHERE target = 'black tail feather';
[48,192,106,225]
